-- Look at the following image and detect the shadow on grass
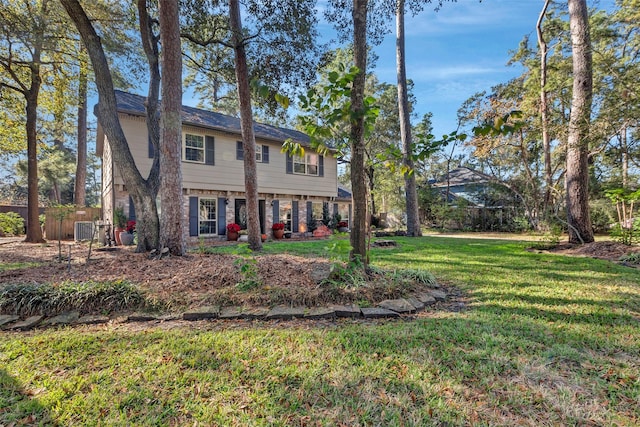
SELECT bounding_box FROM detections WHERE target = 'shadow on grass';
[0,368,57,426]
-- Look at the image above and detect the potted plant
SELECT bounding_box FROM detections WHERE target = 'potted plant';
[226,223,241,241]
[120,220,136,246]
[238,229,249,242]
[272,222,285,239]
[337,221,349,232]
[113,207,127,245]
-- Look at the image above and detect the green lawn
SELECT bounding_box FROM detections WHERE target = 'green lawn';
[2,236,639,426]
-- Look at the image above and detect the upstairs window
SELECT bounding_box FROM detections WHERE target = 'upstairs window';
[293,154,319,176]
[184,134,205,163]
[237,141,269,163]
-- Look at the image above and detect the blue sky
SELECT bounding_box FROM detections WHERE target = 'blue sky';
[340,0,614,139]
[364,0,547,138]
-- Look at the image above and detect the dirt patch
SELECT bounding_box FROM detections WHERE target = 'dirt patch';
[0,241,443,312]
[537,240,640,263]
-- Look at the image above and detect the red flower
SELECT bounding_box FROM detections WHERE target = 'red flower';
[272,222,285,231]
[338,221,348,228]
[126,220,136,233]
[226,223,241,233]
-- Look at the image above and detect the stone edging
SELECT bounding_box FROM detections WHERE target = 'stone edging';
[0,289,453,332]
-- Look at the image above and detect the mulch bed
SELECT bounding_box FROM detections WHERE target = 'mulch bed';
[0,241,439,312]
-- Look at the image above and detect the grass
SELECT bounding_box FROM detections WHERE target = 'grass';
[2,235,639,426]
[0,261,41,273]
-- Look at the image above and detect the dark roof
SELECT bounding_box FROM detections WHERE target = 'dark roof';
[112,90,311,146]
[337,184,352,200]
[430,167,493,187]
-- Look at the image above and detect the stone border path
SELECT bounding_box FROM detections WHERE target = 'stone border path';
[0,289,459,332]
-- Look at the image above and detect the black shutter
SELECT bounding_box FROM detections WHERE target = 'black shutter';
[217,197,226,235]
[236,141,244,160]
[348,204,352,225]
[205,136,215,165]
[307,201,313,226]
[262,145,269,163]
[286,153,293,174]
[272,200,279,224]
[319,155,324,177]
[128,195,136,220]
[333,203,338,215]
[292,201,299,232]
[148,135,154,158]
[189,197,199,236]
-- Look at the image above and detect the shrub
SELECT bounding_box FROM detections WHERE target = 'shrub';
[610,219,640,246]
[619,252,640,265]
[0,212,25,236]
[0,280,146,317]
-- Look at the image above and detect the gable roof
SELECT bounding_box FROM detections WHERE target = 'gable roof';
[111,90,311,146]
[430,167,494,188]
[429,167,517,207]
[337,184,352,201]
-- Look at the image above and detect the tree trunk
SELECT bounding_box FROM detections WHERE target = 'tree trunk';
[396,0,421,237]
[565,0,594,244]
[229,0,262,251]
[74,49,88,207]
[61,0,159,251]
[24,2,46,243]
[138,0,161,197]
[537,0,553,217]
[158,0,185,255]
[350,0,369,265]
[25,89,44,243]
[621,124,628,188]
[367,165,376,216]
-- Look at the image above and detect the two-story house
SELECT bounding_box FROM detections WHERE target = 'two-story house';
[97,91,351,243]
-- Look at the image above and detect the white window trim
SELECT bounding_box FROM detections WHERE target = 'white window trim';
[184,133,205,164]
[255,144,263,162]
[293,153,319,176]
[339,205,350,226]
[279,200,293,231]
[199,198,217,236]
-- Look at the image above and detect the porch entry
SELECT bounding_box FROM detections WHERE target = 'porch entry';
[234,199,265,233]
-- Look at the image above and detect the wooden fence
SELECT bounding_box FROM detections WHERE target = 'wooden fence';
[44,207,102,241]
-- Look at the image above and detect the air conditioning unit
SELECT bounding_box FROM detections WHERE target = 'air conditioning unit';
[74,221,95,241]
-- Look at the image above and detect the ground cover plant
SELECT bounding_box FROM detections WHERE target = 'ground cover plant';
[1,235,639,426]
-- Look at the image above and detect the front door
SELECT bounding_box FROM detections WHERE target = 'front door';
[234,199,265,233]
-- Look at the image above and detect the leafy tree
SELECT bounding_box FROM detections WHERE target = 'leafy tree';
[180,0,323,249]
[394,0,421,236]
[0,90,27,155]
[0,0,67,242]
[16,142,75,204]
[537,0,554,213]
[74,49,89,206]
[180,0,322,125]
[61,0,161,252]
[228,0,262,251]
